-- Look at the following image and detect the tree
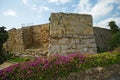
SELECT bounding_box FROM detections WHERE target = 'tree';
[108,21,120,49]
[109,31,120,49]
[0,26,8,54]
[108,21,119,34]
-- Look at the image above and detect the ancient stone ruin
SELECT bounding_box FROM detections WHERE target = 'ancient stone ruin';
[49,13,97,54]
[3,13,111,56]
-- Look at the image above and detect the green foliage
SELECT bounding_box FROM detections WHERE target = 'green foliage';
[97,46,106,53]
[23,57,32,62]
[109,31,120,49]
[0,53,14,64]
[82,52,120,70]
[0,26,8,64]
[0,52,120,80]
[0,26,8,53]
[0,54,6,64]
[4,53,14,60]
[108,21,119,34]
[108,21,120,49]
[9,57,27,62]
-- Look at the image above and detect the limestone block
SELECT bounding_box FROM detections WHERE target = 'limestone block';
[83,48,88,52]
[50,13,93,35]
[58,38,70,44]
[86,43,97,48]
[65,34,73,38]
[66,49,75,54]
[60,45,71,50]
[87,39,96,43]
[50,39,58,44]
[71,45,77,49]
[71,39,76,44]
[72,35,79,38]
[79,35,94,39]
[81,38,94,44]
[49,45,60,53]
[75,39,80,43]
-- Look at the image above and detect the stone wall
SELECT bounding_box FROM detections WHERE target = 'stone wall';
[3,23,49,54]
[22,24,49,50]
[57,64,120,80]
[22,27,33,49]
[3,28,24,53]
[3,13,112,55]
[24,24,49,55]
[49,13,97,54]
[32,24,49,50]
[93,27,111,52]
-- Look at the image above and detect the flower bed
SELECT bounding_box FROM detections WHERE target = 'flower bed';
[0,52,120,80]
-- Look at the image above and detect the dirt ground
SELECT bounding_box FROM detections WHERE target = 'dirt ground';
[0,62,16,70]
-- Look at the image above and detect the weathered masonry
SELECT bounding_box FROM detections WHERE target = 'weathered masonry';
[3,24,49,54]
[49,13,97,54]
[3,13,111,55]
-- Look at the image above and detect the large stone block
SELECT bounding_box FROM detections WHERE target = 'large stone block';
[50,13,94,35]
[49,45,60,53]
[58,38,70,44]
[49,13,97,54]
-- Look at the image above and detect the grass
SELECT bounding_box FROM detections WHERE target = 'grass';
[9,57,26,62]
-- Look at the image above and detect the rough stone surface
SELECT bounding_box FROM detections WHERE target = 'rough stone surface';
[3,13,111,55]
[49,13,97,54]
[49,13,94,35]
[56,64,120,80]
[3,24,49,54]
[93,27,111,51]
[3,28,24,53]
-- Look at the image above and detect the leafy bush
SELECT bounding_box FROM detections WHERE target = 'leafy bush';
[0,53,14,64]
[0,54,5,64]
[0,26,8,53]
[0,53,7,64]
[0,52,120,80]
[109,31,120,49]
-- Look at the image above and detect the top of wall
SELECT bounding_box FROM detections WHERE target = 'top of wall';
[49,13,94,35]
[21,23,49,29]
[8,23,49,31]
[93,27,110,31]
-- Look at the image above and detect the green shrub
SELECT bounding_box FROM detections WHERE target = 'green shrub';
[0,55,5,64]
[9,57,26,62]
[0,53,14,64]
[23,57,32,62]
[109,31,120,49]
[0,54,6,64]
[4,53,14,60]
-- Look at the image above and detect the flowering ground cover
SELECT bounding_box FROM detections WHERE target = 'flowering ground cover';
[0,52,120,80]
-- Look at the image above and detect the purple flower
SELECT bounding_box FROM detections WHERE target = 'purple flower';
[0,70,3,75]
[4,63,19,73]
[21,65,27,70]
[43,60,50,69]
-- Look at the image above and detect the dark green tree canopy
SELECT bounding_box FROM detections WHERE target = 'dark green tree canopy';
[108,21,120,49]
[0,26,8,53]
[109,31,120,49]
[108,21,119,34]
